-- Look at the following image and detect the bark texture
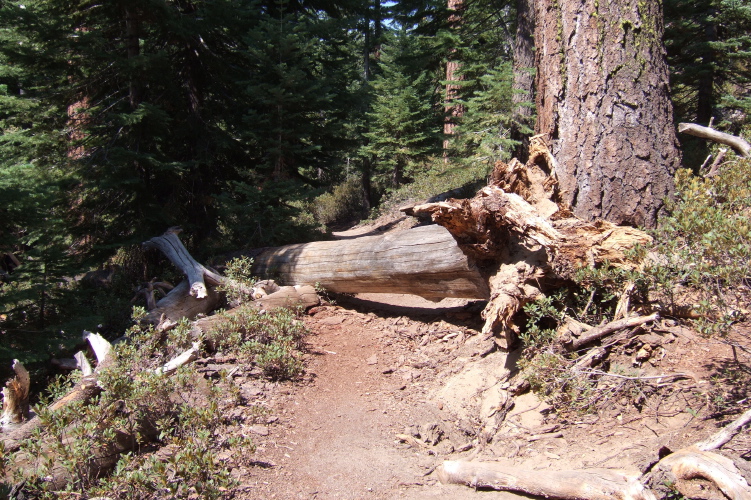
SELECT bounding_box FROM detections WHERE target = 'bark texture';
[443,0,465,151]
[534,0,681,227]
[251,225,490,301]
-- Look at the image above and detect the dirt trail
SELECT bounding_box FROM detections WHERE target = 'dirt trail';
[235,295,515,499]
[222,220,751,499]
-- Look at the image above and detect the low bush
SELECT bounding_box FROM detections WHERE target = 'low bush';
[4,303,308,498]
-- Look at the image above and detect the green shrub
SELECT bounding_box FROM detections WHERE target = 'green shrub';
[647,157,751,335]
[311,177,364,226]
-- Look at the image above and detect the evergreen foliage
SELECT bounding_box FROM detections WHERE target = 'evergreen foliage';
[361,30,442,188]
[665,0,751,164]
[444,0,527,164]
[453,62,521,163]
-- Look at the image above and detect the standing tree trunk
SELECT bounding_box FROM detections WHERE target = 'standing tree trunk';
[443,0,465,155]
[534,0,681,228]
[511,0,535,162]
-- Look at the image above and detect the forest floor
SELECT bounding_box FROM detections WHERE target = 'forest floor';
[209,215,751,499]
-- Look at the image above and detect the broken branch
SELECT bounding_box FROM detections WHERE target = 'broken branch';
[678,123,751,158]
[436,460,656,500]
[569,313,660,351]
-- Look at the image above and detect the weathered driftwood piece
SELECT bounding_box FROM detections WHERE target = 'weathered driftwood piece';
[569,313,660,351]
[143,227,224,299]
[252,224,490,301]
[155,342,201,376]
[74,351,93,376]
[695,407,751,452]
[437,460,656,500]
[678,122,751,158]
[402,139,652,347]
[84,330,112,366]
[1,360,30,427]
[647,405,751,499]
[1,334,113,452]
[250,285,320,311]
[657,449,751,500]
[145,279,222,329]
[572,329,634,370]
[132,279,174,311]
[707,148,728,177]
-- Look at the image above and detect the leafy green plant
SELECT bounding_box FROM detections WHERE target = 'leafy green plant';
[217,256,257,306]
[311,178,365,227]
[7,298,309,498]
[646,158,751,335]
[518,352,596,415]
[520,291,566,349]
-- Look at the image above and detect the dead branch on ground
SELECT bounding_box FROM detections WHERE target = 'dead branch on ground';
[678,123,751,158]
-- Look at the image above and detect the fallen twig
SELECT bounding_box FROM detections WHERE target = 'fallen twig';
[577,369,695,383]
[569,313,660,350]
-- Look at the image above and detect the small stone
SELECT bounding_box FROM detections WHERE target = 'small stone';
[366,354,378,365]
[249,425,269,436]
[635,345,652,362]
[320,316,345,325]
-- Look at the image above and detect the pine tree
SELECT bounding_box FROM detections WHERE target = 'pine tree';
[454,63,520,163]
[361,30,441,188]
[664,0,751,145]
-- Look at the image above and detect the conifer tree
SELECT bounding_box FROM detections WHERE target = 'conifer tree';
[664,0,751,134]
[361,30,441,188]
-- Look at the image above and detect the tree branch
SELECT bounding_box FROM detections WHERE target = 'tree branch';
[678,123,751,158]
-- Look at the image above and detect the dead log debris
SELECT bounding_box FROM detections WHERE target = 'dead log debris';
[438,406,751,499]
[3,137,745,496]
[402,135,652,348]
[678,122,751,159]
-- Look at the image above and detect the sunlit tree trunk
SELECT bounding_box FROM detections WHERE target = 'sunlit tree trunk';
[443,0,464,156]
[511,0,535,162]
[534,0,681,228]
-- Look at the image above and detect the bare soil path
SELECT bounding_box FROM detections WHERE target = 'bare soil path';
[223,219,751,499]
[234,294,515,499]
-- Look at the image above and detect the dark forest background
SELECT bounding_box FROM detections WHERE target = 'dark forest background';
[1,0,750,373]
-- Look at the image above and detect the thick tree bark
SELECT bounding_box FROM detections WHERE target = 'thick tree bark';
[534,0,681,228]
[443,0,465,154]
[252,225,490,301]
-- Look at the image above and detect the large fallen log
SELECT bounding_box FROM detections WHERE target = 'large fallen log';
[251,224,491,301]
[402,136,651,347]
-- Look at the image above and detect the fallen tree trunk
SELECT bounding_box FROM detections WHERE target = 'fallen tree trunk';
[402,136,652,347]
[437,459,656,499]
[251,224,490,301]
